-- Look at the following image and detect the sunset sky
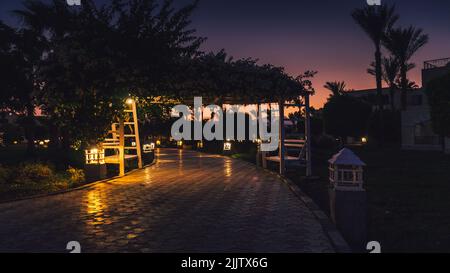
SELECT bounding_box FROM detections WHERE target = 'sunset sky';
[1,0,449,108]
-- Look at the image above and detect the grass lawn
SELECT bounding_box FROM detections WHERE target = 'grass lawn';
[289,145,450,252]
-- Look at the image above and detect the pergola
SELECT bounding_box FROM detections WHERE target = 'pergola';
[100,54,315,177]
[173,55,315,176]
[188,92,313,177]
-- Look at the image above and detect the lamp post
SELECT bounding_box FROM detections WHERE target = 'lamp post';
[328,148,367,250]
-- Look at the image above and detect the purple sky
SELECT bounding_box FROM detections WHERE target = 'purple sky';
[1,0,449,108]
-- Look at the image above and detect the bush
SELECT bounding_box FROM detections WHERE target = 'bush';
[18,163,54,182]
[0,163,86,200]
[315,135,338,150]
[66,166,85,185]
[0,165,11,184]
[323,95,372,140]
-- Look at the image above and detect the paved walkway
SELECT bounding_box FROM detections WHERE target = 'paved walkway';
[0,149,333,253]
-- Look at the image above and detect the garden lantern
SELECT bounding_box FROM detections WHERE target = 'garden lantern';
[197,141,204,149]
[223,141,232,151]
[84,147,106,181]
[328,148,366,191]
[177,140,183,149]
[143,143,154,153]
[85,148,105,165]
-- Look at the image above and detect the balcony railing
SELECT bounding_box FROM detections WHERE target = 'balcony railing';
[424,58,450,70]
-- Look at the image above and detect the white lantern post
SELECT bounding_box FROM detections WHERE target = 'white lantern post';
[328,148,367,249]
[328,148,366,191]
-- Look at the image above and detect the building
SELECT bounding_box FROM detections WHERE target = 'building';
[348,57,450,153]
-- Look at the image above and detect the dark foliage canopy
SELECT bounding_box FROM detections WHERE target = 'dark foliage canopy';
[2,0,313,145]
[323,95,372,139]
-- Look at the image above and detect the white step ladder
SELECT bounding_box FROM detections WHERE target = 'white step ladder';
[101,99,143,176]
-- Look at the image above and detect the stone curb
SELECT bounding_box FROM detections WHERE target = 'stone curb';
[0,162,156,205]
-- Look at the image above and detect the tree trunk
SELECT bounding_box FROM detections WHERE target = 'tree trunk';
[389,86,396,110]
[375,47,385,146]
[400,64,408,110]
[25,104,35,156]
[375,49,384,111]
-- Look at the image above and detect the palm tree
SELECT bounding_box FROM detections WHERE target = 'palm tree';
[368,58,417,110]
[368,57,398,110]
[383,26,429,110]
[352,4,399,111]
[324,81,347,97]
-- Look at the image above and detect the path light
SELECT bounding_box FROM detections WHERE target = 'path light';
[223,141,232,151]
[85,147,105,165]
[197,141,204,149]
[177,140,183,149]
[84,146,106,181]
[328,148,366,191]
[143,143,155,153]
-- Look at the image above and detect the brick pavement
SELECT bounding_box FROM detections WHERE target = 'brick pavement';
[0,149,334,253]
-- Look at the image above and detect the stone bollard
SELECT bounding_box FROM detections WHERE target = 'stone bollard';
[84,164,107,182]
[328,148,367,251]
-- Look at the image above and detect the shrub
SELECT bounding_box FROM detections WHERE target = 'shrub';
[0,165,11,184]
[66,166,85,185]
[323,95,372,141]
[18,163,53,182]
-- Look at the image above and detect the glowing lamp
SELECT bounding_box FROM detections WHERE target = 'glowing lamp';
[361,137,368,144]
[85,148,105,165]
[126,98,134,105]
[156,140,161,146]
[223,142,232,151]
[197,141,204,149]
[143,143,155,153]
[177,140,183,148]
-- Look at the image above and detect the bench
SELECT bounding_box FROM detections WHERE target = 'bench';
[264,139,307,167]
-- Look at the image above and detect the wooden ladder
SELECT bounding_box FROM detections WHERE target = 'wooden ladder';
[101,99,143,176]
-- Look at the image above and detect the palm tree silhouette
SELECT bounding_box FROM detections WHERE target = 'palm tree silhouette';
[352,4,399,112]
[368,57,416,110]
[383,26,428,110]
[324,81,347,97]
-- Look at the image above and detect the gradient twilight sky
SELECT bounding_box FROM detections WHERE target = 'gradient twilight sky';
[1,0,449,108]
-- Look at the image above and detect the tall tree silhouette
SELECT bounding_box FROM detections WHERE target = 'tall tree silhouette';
[324,81,347,97]
[383,26,428,110]
[352,4,398,112]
